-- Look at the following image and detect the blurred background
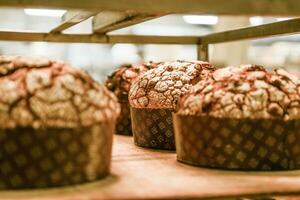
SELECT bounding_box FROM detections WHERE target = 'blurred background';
[0,8,299,81]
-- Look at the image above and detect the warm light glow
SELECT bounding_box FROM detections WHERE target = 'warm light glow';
[24,9,66,17]
[276,17,293,22]
[183,15,219,25]
[250,16,294,26]
[249,16,264,26]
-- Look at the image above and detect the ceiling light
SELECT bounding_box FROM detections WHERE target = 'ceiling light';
[183,15,219,25]
[24,9,66,17]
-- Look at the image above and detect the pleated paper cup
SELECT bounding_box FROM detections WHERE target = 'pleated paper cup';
[173,114,300,171]
[115,102,132,136]
[131,107,175,150]
[286,120,300,169]
[0,122,114,189]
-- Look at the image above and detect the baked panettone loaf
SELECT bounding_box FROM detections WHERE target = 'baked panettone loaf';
[129,60,214,110]
[0,55,120,189]
[177,64,300,119]
[106,62,158,102]
[105,62,158,135]
[129,60,215,150]
[174,65,300,170]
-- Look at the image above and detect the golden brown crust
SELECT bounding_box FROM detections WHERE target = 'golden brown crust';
[176,65,300,120]
[129,60,215,109]
[105,62,158,102]
[0,55,120,129]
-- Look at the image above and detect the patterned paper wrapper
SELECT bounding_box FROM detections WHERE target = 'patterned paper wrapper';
[173,114,300,171]
[0,122,114,189]
[115,102,132,136]
[131,107,175,150]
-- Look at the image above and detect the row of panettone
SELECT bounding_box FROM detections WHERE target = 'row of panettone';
[0,55,299,190]
[107,61,300,171]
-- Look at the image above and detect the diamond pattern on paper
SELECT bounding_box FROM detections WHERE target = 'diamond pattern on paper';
[174,115,299,170]
[115,102,132,135]
[0,123,113,189]
[131,107,175,150]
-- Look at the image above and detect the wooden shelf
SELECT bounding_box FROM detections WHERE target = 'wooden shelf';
[0,31,199,44]
[1,0,300,16]
[1,135,300,200]
[0,1,300,61]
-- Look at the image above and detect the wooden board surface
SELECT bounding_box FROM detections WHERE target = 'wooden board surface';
[0,135,300,199]
[1,0,300,16]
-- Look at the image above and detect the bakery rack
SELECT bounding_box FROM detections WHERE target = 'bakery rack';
[1,0,300,62]
[1,0,300,199]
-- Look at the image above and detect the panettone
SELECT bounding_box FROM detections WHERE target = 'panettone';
[106,62,158,102]
[129,60,214,110]
[0,55,120,188]
[176,64,300,119]
[105,62,158,135]
[174,65,300,170]
[129,60,215,150]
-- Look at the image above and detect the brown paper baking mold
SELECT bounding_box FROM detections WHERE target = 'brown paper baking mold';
[0,123,114,189]
[173,114,300,171]
[115,102,132,135]
[130,107,175,150]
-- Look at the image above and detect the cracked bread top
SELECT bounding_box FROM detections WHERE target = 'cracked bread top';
[129,60,215,109]
[105,62,158,102]
[176,65,300,120]
[0,55,120,129]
